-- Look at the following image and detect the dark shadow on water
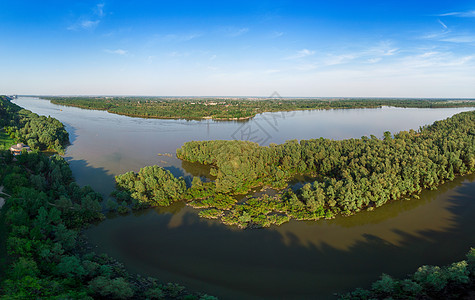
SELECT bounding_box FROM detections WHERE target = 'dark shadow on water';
[163,165,186,179]
[85,173,475,300]
[63,122,78,145]
[65,158,116,199]
[181,160,213,178]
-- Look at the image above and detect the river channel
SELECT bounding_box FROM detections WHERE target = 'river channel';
[13,97,475,299]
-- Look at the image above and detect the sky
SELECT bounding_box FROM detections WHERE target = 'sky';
[0,0,474,97]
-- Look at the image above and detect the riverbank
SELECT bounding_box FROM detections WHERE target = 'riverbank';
[47,97,475,121]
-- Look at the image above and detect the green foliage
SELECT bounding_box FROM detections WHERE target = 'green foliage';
[0,97,215,299]
[88,276,134,299]
[46,96,475,120]
[0,96,69,153]
[342,247,475,299]
[115,165,186,207]
[171,110,475,228]
[0,128,15,150]
[0,151,209,298]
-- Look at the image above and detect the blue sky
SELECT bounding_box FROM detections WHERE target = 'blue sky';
[0,1,474,97]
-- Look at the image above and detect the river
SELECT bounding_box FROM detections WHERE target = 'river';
[12,97,475,299]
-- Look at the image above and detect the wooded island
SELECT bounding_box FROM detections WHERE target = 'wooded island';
[46,96,475,120]
[113,110,475,228]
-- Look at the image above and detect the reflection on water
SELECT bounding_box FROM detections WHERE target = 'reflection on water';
[86,174,475,299]
[273,178,461,249]
[13,97,475,299]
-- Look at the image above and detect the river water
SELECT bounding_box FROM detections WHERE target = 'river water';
[13,97,475,299]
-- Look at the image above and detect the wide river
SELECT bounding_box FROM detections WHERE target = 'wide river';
[13,97,475,299]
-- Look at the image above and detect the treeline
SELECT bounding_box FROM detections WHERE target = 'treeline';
[0,96,69,153]
[341,247,475,299]
[0,151,217,299]
[114,110,475,228]
[46,96,475,120]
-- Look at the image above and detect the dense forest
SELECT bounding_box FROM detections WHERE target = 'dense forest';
[114,110,475,228]
[46,96,475,120]
[0,96,69,153]
[341,247,475,299]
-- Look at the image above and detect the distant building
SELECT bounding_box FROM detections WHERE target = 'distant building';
[9,143,31,156]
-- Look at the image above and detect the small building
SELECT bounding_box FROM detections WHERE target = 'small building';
[9,143,31,156]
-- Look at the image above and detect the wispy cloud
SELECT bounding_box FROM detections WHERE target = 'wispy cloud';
[270,31,284,38]
[367,57,382,64]
[397,51,474,69]
[317,42,398,66]
[150,33,202,43]
[323,54,357,66]
[436,10,475,17]
[440,35,475,43]
[437,19,448,29]
[286,49,315,59]
[68,3,106,31]
[95,3,105,17]
[422,19,475,44]
[222,27,249,37]
[105,49,128,55]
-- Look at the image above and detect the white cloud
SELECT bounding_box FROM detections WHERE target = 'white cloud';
[271,31,284,38]
[105,49,128,55]
[437,19,448,29]
[222,27,249,37]
[67,2,106,31]
[286,49,315,59]
[95,3,105,18]
[367,57,382,64]
[436,10,475,17]
[150,33,202,43]
[440,35,475,43]
[397,51,474,69]
[81,20,100,29]
[323,53,357,65]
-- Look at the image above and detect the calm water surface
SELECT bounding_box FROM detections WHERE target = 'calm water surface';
[13,97,475,299]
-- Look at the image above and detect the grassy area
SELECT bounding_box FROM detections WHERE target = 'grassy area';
[0,129,15,150]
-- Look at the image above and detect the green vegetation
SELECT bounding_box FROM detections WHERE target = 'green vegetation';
[0,152,216,299]
[0,96,69,153]
[0,100,216,299]
[341,248,475,299]
[0,129,15,150]
[46,96,475,120]
[114,166,187,207]
[114,110,475,228]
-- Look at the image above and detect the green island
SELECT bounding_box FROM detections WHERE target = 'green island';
[0,97,216,299]
[342,248,475,299]
[112,110,475,229]
[45,96,475,120]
